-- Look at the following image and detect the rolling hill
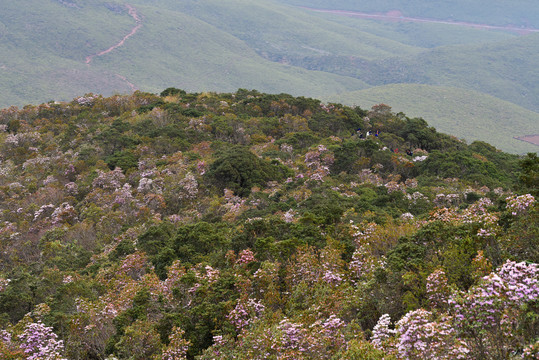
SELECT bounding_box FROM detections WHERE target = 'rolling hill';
[328,84,539,154]
[0,0,537,153]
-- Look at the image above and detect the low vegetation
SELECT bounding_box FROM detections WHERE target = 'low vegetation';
[0,89,536,359]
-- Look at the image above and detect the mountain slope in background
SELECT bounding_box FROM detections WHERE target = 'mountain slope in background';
[328,84,539,154]
[0,0,537,153]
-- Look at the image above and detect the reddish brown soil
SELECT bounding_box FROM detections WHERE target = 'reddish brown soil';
[515,135,539,146]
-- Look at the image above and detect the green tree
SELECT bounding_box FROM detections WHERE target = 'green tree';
[206,146,290,197]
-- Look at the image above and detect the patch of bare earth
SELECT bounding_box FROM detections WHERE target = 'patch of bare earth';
[515,135,539,146]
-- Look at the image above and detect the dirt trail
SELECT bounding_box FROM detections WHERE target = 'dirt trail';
[85,4,142,64]
[115,73,138,92]
[85,3,141,91]
[302,7,539,34]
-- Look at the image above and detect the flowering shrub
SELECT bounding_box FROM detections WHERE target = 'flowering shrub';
[162,326,190,360]
[506,194,535,215]
[0,90,533,360]
[426,268,451,309]
[18,322,66,360]
[371,314,395,350]
[449,260,539,359]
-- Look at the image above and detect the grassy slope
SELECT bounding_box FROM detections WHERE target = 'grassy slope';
[0,0,536,155]
[275,0,539,27]
[88,4,369,99]
[306,10,516,48]
[387,34,539,113]
[289,8,539,113]
[0,0,140,106]
[150,0,421,60]
[0,0,371,107]
[328,84,539,154]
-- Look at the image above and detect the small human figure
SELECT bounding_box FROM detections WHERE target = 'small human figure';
[375,130,379,137]
[406,149,413,156]
[366,131,371,137]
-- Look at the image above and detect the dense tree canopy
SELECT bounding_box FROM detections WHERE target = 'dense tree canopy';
[0,90,536,359]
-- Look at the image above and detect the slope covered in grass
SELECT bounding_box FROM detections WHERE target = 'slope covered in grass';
[276,0,539,28]
[0,0,537,157]
[329,84,539,154]
[89,3,369,98]
[0,0,372,108]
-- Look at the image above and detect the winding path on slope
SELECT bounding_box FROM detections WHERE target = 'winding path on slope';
[85,3,142,92]
[301,7,539,34]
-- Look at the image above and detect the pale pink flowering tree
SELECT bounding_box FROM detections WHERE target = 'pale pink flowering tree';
[506,194,535,215]
[395,309,468,360]
[371,314,395,351]
[426,268,451,310]
[236,248,256,265]
[162,326,190,360]
[18,321,66,360]
[449,260,539,359]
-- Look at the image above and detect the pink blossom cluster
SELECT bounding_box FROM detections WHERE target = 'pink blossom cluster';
[448,260,538,357]
[227,298,265,331]
[278,318,308,352]
[33,204,56,221]
[137,177,156,193]
[0,329,11,343]
[51,202,77,224]
[4,132,41,147]
[162,326,189,360]
[43,175,57,185]
[371,314,395,349]
[477,227,495,237]
[412,155,428,162]
[357,169,383,186]
[304,145,333,182]
[385,180,405,194]
[196,160,206,175]
[74,95,98,106]
[64,181,78,195]
[22,156,51,171]
[428,197,498,226]
[236,249,256,265]
[351,221,378,247]
[18,321,66,360]
[506,194,535,215]
[283,209,297,223]
[400,212,415,220]
[405,178,418,188]
[434,193,460,207]
[496,260,539,303]
[178,173,198,200]
[522,341,539,359]
[92,168,126,190]
[406,191,428,204]
[320,103,335,113]
[395,309,468,360]
[280,144,293,154]
[349,246,378,281]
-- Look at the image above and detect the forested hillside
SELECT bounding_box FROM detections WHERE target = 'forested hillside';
[0,90,537,359]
